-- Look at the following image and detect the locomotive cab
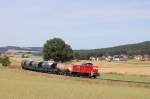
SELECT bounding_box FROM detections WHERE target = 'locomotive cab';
[82,63,94,66]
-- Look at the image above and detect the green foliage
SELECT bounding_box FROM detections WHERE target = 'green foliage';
[43,38,73,62]
[0,56,11,66]
[75,41,150,59]
[101,73,150,83]
[73,52,81,60]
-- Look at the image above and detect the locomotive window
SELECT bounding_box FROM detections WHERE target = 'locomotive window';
[82,63,93,66]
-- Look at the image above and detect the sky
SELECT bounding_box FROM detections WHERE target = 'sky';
[0,0,150,49]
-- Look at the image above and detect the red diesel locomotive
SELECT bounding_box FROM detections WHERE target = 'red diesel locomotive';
[70,63,99,78]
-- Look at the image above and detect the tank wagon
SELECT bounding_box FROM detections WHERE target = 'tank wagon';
[21,60,58,73]
[21,60,100,78]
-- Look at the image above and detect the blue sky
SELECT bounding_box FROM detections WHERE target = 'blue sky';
[0,0,150,49]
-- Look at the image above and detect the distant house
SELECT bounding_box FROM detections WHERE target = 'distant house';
[143,54,150,61]
[134,54,150,61]
[134,55,143,61]
[113,55,128,61]
[89,57,101,61]
[101,56,106,60]
[89,57,96,61]
[105,56,113,62]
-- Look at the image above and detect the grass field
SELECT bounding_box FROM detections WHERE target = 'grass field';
[0,68,150,99]
[101,73,150,83]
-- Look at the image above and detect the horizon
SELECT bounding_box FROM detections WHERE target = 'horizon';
[0,40,149,50]
[0,0,150,49]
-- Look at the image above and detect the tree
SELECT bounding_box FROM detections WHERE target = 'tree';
[43,38,73,62]
[0,56,11,66]
[73,52,81,60]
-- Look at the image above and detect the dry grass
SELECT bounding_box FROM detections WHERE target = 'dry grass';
[0,68,150,99]
[59,60,150,76]
[1,56,150,99]
[9,55,150,76]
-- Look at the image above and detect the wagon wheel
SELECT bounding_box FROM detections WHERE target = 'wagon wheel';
[93,75,96,79]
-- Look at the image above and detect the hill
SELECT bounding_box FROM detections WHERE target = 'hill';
[0,46,21,52]
[75,41,150,59]
[0,46,42,52]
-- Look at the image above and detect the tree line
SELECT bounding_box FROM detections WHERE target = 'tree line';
[74,41,150,59]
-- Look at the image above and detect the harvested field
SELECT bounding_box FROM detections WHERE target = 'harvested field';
[101,66,150,76]
[59,60,150,76]
[9,56,150,76]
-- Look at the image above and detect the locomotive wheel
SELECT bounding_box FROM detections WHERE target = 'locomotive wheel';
[21,66,24,69]
[72,72,77,77]
[76,73,80,77]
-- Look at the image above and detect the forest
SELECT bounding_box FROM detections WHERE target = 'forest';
[75,41,150,59]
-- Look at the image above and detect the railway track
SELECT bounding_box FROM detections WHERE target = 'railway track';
[99,79,150,88]
[62,76,150,88]
[29,70,150,88]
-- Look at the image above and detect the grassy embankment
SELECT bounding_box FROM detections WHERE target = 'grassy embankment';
[101,73,150,83]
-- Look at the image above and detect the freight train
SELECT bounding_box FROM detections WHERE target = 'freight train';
[21,60,100,78]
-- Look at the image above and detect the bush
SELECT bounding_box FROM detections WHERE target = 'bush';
[0,56,11,66]
[22,54,30,58]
